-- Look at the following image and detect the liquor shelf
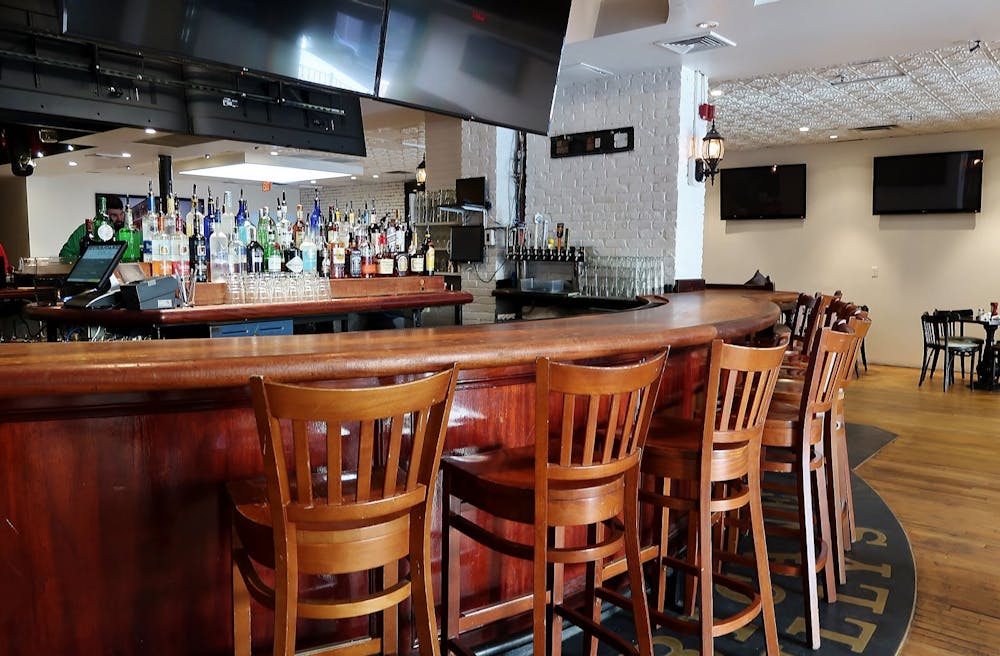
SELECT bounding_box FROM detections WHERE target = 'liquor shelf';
[0,290,783,656]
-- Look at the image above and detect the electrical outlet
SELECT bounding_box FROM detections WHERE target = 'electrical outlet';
[484,230,495,247]
[871,266,879,279]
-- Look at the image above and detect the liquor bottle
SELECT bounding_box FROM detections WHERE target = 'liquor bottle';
[203,192,215,253]
[141,180,156,262]
[228,222,247,277]
[394,245,409,277]
[117,197,141,263]
[348,234,362,278]
[360,236,376,278]
[185,184,201,238]
[376,233,394,277]
[331,233,347,279]
[190,213,208,283]
[301,228,318,274]
[164,183,176,235]
[234,190,248,241]
[151,210,171,277]
[347,201,356,230]
[309,188,322,236]
[95,196,115,242]
[209,206,230,282]
[423,229,436,275]
[221,190,236,236]
[259,210,282,273]
[276,197,292,250]
[409,241,424,276]
[171,213,191,283]
[318,240,330,278]
[292,203,306,248]
[327,205,338,244]
[245,224,264,274]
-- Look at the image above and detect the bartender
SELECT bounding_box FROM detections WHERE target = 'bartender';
[58,195,126,260]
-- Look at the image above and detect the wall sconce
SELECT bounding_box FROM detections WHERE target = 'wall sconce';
[694,104,725,185]
[416,154,427,185]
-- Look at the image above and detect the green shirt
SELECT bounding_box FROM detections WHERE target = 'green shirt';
[59,223,88,261]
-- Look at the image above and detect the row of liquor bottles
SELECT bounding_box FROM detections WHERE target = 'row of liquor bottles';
[80,183,440,284]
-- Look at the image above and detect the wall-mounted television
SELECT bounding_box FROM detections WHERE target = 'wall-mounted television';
[872,150,983,215]
[62,0,385,95]
[720,164,807,220]
[377,0,572,135]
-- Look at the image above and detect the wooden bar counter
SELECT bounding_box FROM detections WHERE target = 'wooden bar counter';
[0,290,781,656]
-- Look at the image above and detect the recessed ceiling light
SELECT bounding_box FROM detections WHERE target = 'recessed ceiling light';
[121,152,132,158]
[696,21,719,29]
[270,150,279,156]
[66,144,74,151]
[68,161,78,166]
[372,174,379,179]
[144,127,157,134]
[35,151,43,158]
[798,127,810,132]
[709,88,724,98]
[126,165,131,171]
[309,179,317,184]
[350,176,357,180]
[830,134,839,139]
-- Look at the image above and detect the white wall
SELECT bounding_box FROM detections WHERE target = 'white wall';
[26,172,280,256]
[703,128,1000,368]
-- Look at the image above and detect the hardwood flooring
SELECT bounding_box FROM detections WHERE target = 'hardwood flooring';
[848,365,1000,656]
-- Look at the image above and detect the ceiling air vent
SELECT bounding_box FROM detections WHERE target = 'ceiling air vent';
[851,124,899,132]
[654,31,736,55]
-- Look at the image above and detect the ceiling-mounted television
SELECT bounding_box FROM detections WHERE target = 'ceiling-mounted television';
[61,0,385,95]
[377,0,572,135]
[873,150,983,215]
[720,164,807,220]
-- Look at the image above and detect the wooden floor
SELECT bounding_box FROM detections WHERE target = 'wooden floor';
[849,365,1000,656]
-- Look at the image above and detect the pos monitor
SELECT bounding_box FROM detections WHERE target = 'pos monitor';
[63,241,127,308]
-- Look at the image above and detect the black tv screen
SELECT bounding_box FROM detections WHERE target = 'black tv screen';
[62,0,385,95]
[873,150,983,214]
[720,164,807,220]
[377,0,572,135]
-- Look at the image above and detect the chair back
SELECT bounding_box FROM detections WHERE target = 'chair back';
[536,352,667,484]
[706,340,786,443]
[250,367,459,574]
[797,293,834,357]
[800,325,856,436]
[920,312,941,347]
[842,314,872,389]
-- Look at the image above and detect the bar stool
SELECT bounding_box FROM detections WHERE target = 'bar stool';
[228,367,459,656]
[440,352,668,656]
[636,340,787,655]
[761,325,855,650]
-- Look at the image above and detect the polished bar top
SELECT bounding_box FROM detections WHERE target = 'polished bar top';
[0,290,781,398]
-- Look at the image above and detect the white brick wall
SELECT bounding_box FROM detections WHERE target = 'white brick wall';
[457,120,502,325]
[526,67,689,281]
[296,180,406,221]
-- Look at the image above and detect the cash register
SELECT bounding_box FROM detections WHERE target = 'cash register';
[62,242,127,309]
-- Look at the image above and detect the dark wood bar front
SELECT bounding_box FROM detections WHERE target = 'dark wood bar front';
[0,290,780,656]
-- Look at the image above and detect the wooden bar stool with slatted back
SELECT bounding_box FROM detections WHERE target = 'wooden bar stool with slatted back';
[760,325,855,650]
[228,366,459,656]
[440,351,668,656]
[634,340,786,655]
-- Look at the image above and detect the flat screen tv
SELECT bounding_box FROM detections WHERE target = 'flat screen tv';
[377,0,572,135]
[720,164,807,220]
[61,0,385,95]
[872,150,983,215]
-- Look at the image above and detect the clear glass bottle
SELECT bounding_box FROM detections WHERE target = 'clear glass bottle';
[190,214,208,283]
[209,206,230,282]
[171,214,191,283]
[151,209,171,277]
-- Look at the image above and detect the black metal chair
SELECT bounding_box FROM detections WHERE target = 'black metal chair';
[920,312,979,391]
